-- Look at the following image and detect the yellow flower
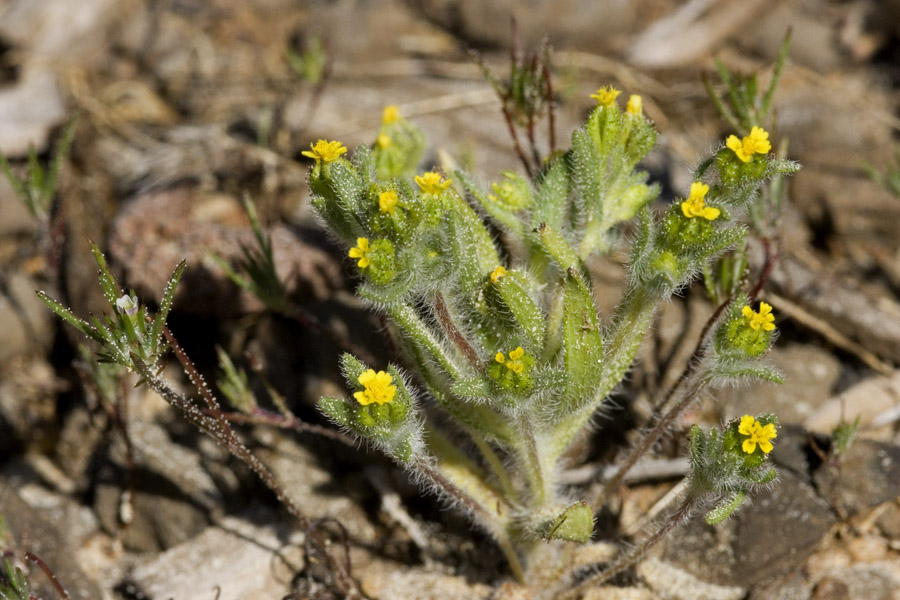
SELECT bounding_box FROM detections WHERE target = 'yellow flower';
[590,85,621,107]
[382,105,400,125]
[377,133,391,149]
[626,94,643,115]
[741,302,776,332]
[348,237,371,268]
[415,171,451,194]
[738,415,777,454]
[353,369,397,406]
[725,126,772,163]
[680,182,720,220]
[490,265,507,284]
[494,347,526,374]
[301,139,348,164]
[379,190,399,214]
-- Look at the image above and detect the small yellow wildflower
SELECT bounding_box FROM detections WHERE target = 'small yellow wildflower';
[353,369,397,406]
[494,347,526,374]
[590,85,621,107]
[680,182,720,220]
[725,126,772,163]
[379,190,399,214]
[415,171,452,194]
[742,302,776,332]
[626,94,643,116]
[382,105,400,125]
[301,139,348,164]
[377,133,392,149]
[738,415,777,454]
[490,265,507,284]
[348,237,371,268]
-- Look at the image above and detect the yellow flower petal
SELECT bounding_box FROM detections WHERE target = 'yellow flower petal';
[490,265,507,284]
[626,94,642,115]
[302,139,348,164]
[590,86,621,107]
[415,172,452,195]
[509,347,524,360]
[495,352,506,364]
[379,190,399,214]
[738,415,756,436]
[382,105,400,125]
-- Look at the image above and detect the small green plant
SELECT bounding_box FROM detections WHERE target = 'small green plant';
[0,117,76,221]
[28,42,798,596]
[303,71,797,587]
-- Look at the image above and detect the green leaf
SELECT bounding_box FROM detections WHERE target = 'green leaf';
[90,241,121,308]
[545,501,594,542]
[705,489,747,525]
[36,291,105,344]
[561,269,603,404]
[150,260,185,357]
[495,270,545,350]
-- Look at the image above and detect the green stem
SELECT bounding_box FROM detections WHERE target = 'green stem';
[550,285,657,459]
[470,431,519,505]
[390,303,462,380]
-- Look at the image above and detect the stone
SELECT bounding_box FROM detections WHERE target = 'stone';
[638,557,744,600]
[718,343,841,425]
[0,467,104,599]
[0,272,55,362]
[121,506,305,599]
[731,471,836,586]
[813,439,900,517]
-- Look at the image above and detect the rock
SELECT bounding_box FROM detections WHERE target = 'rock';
[404,0,638,51]
[813,439,900,517]
[93,461,211,553]
[0,68,65,156]
[92,418,224,553]
[358,559,493,600]
[811,565,900,600]
[0,272,55,362]
[731,471,836,585]
[805,371,900,435]
[718,343,841,425]
[107,185,341,317]
[121,506,305,599]
[638,557,744,600]
[0,356,59,449]
[663,470,836,588]
[0,175,38,236]
[0,467,104,599]
[253,434,380,544]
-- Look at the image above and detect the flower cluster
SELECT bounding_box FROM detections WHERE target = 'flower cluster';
[302,139,348,164]
[680,182,720,221]
[737,414,777,454]
[590,85,621,107]
[354,369,397,406]
[726,126,771,163]
[488,346,535,393]
[742,302,776,332]
[415,171,452,195]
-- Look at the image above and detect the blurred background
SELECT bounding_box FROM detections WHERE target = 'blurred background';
[1,1,900,598]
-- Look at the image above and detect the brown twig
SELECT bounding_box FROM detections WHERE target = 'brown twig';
[24,552,69,600]
[433,292,480,368]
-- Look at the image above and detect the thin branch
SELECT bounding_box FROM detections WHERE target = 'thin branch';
[25,552,69,600]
